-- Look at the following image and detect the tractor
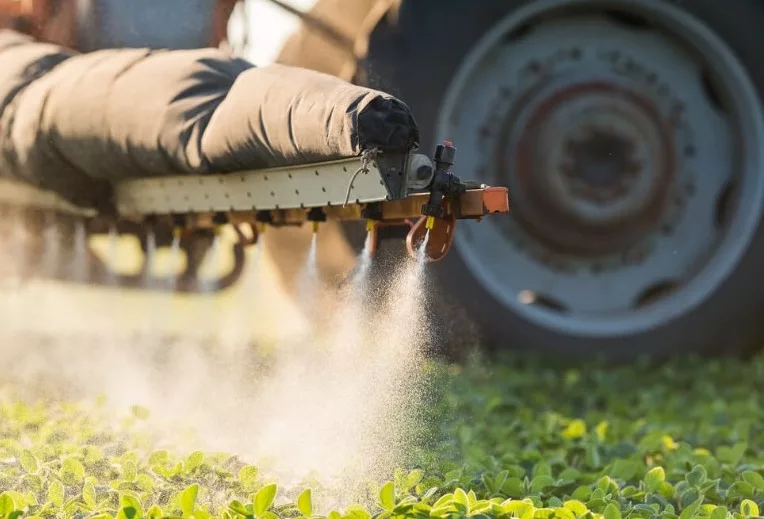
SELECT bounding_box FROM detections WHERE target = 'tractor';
[4,0,764,361]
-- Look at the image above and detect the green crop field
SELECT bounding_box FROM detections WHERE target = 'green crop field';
[1,351,764,519]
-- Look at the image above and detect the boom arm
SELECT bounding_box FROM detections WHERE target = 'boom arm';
[0,143,509,293]
[111,144,509,260]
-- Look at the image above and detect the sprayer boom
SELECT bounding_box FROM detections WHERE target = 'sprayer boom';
[1,143,509,292]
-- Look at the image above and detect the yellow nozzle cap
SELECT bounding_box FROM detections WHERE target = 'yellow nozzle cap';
[425,216,436,230]
[312,221,320,234]
[172,227,182,238]
[214,225,223,236]
[366,219,376,232]
[258,222,267,233]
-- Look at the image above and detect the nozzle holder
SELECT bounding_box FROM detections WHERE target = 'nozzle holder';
[255,210,273,224]
[361,202,384,221]
[422,141,466,219]
[212,212,229,226]
[171,213,187,229]
[306,207,327,222]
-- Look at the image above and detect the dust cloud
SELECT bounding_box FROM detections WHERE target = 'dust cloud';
[0,213,434,512]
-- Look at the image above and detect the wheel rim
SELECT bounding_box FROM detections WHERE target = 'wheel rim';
[436,0,764,338]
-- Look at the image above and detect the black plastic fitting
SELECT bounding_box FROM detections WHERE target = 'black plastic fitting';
[421,141,467,218]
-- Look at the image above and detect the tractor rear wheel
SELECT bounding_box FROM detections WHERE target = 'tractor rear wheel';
[271,0,764,361]
[355,0,764,360]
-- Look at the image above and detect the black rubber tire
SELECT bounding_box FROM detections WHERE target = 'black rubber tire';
[355,0,764,362]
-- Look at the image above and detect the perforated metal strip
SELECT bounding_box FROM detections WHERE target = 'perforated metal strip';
[114,156,393,217]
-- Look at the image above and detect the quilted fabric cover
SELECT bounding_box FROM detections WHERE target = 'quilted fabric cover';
[0,30,419,210]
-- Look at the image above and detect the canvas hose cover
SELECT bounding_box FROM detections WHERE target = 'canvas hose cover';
[0,30,419,211]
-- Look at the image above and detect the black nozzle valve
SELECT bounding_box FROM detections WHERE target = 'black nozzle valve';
[422,141,467,218]
[171,213,187,229]
[212,212,229,226]
[361,202,384,221]
[255,210,273,224]
[434,141,456,166]
[307,207,327,222]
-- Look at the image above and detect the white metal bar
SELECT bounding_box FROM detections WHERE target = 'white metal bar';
[114,156,391,217]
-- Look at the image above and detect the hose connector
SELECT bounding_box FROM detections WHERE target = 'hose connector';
[421,141,466,219]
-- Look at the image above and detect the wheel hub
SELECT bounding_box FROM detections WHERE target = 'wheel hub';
[507,79,675,254]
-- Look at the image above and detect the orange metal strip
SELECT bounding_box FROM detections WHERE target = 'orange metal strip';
[224,187,509,226]
[91,186,509,232]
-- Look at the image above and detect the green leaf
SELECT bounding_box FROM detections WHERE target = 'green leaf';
[553,508,576,519]
[603,503,621,519]
[297,488,312,517]
[564,500,588,517]
[228,500,250,517]
[532,461,552,478]
[0,493,15,516]
[727,480,755,500]
[136,474,155,493]
[146,505,164,519]
[121,494,143,519]
[20,450,38,473]
[123,461,138,482]
[716,443,747,466]
[185,451,204,473]
[4,492,25,511]
[571,486,592,502]
[238,466,259,490]
[503,478,526,498]
[253,483,277,517]
[685,466,707,487]
[741,471,764,490]
[48,480,64,508]
[680,496,704,519]
[405,469,424,490]
[709,507,727,519]
[379,482,395,512]
[645,467,666,492]
[149,451,169,467]
[344,505,371,519]
[740,500,759,518]
[610,460,638,481]
[530,475,556,494]
[83,482,96,507]
[180,484,199,516]
[61,457,86,484]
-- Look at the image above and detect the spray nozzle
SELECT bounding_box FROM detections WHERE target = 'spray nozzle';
[255,210,273,234]
[421,141,467,220]
[307,207,327,234]
[212,212,229,235]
